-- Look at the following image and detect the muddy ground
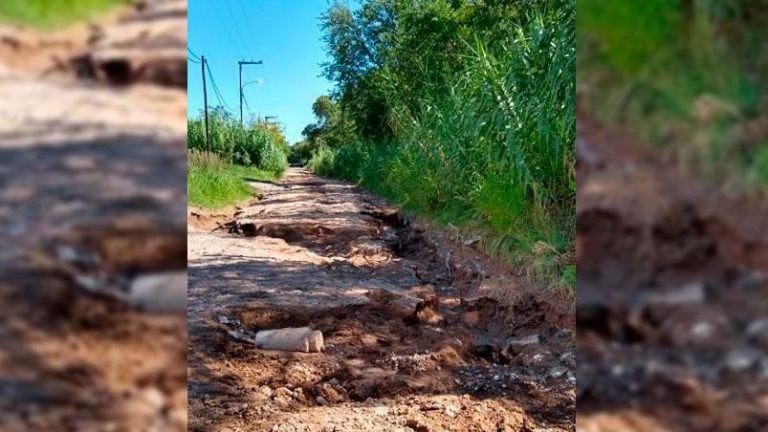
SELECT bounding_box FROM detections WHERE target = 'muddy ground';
[0,2,187,431]
[188,168,575,432]
[576,114,768,431]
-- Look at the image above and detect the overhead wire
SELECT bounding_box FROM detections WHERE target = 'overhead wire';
[223,0,252,56]
[205,61,233,111]
[243,92,253,121]
[207,0,247,55]
[187,47,201,61]
[237,0,256,54]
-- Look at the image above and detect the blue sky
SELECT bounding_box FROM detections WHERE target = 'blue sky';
[188,0,334,144]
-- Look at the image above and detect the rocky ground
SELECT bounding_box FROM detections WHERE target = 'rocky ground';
[188,168,575,432]
[0,1,188,430]
[576,114,768,431]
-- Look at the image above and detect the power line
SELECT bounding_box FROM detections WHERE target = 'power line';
[188,56,201,64]
[223,0,252,56]
[207,0,247,55]
[237,0,256,53]
[187,47,201,61]
[242,92,252,121]
[205,61,233,111]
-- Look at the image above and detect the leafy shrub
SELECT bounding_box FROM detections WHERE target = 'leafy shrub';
[188,108,287,176]
[306,147,336,177]
[308,0,575,287]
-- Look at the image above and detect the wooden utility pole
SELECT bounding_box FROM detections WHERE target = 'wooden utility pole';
[239,60,263,125]
[202,55,210,152]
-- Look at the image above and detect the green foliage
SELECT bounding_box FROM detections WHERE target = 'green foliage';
[578,0,679,74]
[579,0,768,189]
[307,0,576,288]
[751,145,768,184]
[188,150,277,209]
[287,140,315,166]
[306,146,336,177]
[188,108,287,177]
[0,0,128,28]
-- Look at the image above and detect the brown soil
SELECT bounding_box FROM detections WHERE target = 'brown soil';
[0,3,187,431]
[188,169,575,432]
[0,0,186,87]
[576,113,768,431]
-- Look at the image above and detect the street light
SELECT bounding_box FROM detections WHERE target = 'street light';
[239,60,263,125]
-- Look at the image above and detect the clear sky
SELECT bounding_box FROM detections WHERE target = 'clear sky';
[188,0,334,144]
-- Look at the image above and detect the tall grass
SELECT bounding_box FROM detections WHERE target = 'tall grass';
[309,4,575,287]
[188,109,287,177]
[188,109,287,208]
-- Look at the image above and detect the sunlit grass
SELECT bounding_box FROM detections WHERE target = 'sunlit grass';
[188,151,278,210]
[0,0,128,28]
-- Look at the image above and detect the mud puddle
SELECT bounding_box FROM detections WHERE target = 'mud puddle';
[188,168,575,431]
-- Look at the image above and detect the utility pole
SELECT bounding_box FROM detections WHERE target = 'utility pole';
[239,60,263,125]
[201,55,210,152]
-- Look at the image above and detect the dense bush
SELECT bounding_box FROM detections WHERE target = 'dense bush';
[303,0,575,287]
[188,108,287,177]
[306,146,336,176]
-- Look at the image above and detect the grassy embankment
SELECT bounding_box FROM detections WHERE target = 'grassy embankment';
[300,0,575,288]
[0,0,128,28]
[188,110,288,209]
[579,0,768,189]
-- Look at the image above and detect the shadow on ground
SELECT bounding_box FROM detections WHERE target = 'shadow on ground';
[0,134,187,430]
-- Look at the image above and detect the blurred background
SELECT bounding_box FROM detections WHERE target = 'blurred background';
[0,0,187,430]
[577,1,768,431]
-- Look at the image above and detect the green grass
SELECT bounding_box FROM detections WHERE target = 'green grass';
[188,109,288,176]
[308,1,575,289]
[188,151,278,210]
[578,0,768,191]
[0,0,128,28]
[187,111,288,209]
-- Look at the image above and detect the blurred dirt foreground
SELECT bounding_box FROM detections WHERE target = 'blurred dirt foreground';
[576,114,768,431]
[0,1,187,430]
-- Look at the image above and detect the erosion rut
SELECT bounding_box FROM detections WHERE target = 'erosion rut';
[188,168,575,432]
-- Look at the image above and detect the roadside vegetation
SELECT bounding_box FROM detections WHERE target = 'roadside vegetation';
[579,0,768,190]
[188,108,288,209]
[293,0,575,288]
[0,0,128,28]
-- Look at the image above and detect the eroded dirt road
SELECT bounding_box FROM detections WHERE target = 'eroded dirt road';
[188,168,575,432]
[0,3,187,430]
[576,114,768,431]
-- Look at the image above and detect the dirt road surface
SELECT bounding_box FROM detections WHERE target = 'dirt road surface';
[576,114,768,431]
[188,168,575,432]
[0,5,187,430]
